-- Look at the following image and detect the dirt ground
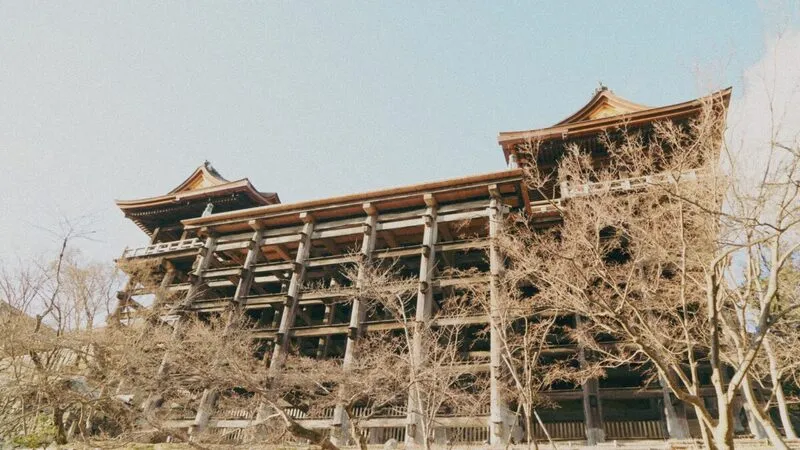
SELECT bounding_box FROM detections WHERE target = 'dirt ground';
[12,439,800,450]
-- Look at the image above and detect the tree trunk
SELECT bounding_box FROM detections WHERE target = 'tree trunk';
[520,404,538,450]
[346,415,368,450]
[694,405,715,449]
[285,420,340,450]
[741,375,789,450]
[53,407,67,445]
[774,381,798,440]
[712,409,735,450]
[765,339,798,440]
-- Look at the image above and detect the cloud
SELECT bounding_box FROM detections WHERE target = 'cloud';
[725,30,800,187]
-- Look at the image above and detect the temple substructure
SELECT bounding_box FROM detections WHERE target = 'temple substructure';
[114,87,732,446]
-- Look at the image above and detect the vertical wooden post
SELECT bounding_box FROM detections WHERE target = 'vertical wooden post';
[659,373,691,439]
[576,316,605,445]
[406,194,438,448]
[331,202,378,445]
[270,213,315,371]
[155,260,177,305]
[145,233,217,416]
[254,215,315,429]
[149,226,162,245]
[192,223,264,434]
[316,304,335,359]
[233,221,265,305]
[487,185,511,447]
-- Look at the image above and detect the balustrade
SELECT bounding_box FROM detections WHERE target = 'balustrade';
[122,238,203,258]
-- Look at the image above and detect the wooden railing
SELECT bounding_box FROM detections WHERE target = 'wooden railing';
[204,427,246,443]
[561,170,700,199]
[353,405,407,418]
[443,426,490,443]
[285,407,307,419]
[284,406,336,419]
[215,408,254,420]
[122,238,203,258]
[364,426,406,444]
[532,421,585,440]
[604,420,665,439]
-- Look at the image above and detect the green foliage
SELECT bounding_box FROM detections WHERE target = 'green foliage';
[9,414,57,448]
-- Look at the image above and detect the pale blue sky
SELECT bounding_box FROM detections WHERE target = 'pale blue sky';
[0,2,788,262]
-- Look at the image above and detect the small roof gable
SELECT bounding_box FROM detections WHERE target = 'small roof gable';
[554,86,649,126]
[168,161,229,194]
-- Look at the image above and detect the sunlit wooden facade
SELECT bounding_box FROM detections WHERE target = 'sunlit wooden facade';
[115,87,732,446]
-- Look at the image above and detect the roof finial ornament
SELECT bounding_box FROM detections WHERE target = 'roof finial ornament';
[596,81,608,94]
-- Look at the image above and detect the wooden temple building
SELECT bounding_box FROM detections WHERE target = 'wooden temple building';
[115,87,733,446]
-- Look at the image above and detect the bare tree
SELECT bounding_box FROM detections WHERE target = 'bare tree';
[341,259,488,450]
[503,93,800,450]
[0,228,125,446]
[458,268,596,449]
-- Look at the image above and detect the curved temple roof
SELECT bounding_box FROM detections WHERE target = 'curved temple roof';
[553,86,650,125]
[116,161,280,235]
[497,87,732,162]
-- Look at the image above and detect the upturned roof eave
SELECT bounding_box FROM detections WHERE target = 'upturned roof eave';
[498,87,732,147]
[115,179,276,211]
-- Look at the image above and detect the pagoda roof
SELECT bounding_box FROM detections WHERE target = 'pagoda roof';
[116,162,279,235]
[497,87,732,162]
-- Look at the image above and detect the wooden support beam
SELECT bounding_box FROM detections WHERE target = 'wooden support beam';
[487,191,512,445]
[145,235,217,416]
[382,230,398,248]
[316,304,335,359]
[437,223,454,267]
[149,226,162,245]
[577,315,606,445]
[193,227,264,435]
[270,218,315,372]
[232,228,265,304]
[406,201,438,448]
[437,222,453,242]
[363,202,378,216]
[321,238,339,256]
[273,244,292,261]
[333,205,378,443]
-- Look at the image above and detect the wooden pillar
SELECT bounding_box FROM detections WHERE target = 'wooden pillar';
[254,216,314,429]
[270,213,315,371]
[487,186,512,446]
[149,226,162,245]
[344,203,378,365]
[155,260,177,305]
[233,222,265,305]
[316,304,335,359]
[576,315,605,445]
[740,392,767,439]
[659,374,691,439]
[406,194,438,448]
[192,224,264,434]
[144,234,217,415]
[331,203,378,445]
[184,233,219,305]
